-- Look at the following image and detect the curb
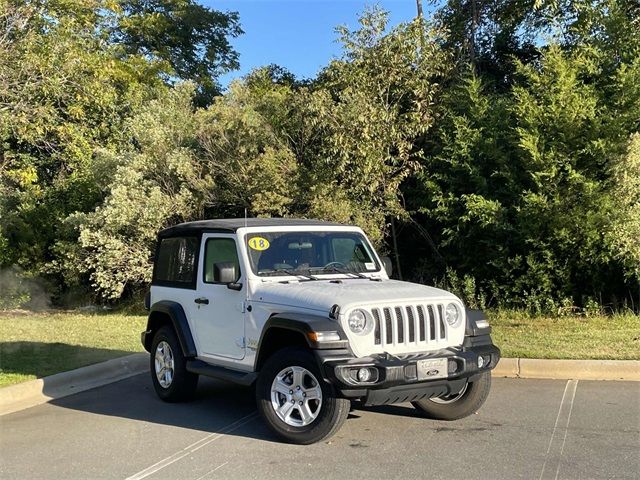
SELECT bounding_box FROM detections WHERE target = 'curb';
[1,355,638,417]
[0,353,148,417]
[492,358,640,381]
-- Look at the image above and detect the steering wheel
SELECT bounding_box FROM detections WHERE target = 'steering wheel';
[323,261,347,269]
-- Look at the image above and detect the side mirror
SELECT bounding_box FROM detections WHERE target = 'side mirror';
[381,256,393,277]
[214,262,240,285]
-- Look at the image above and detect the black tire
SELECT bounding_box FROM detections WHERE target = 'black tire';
[411,372,491,420]
[256,347,350,445]
[150,326,198,402]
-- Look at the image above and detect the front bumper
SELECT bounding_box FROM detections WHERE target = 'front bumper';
[318,338,500,406]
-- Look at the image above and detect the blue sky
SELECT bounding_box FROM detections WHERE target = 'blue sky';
[203,1,423,86]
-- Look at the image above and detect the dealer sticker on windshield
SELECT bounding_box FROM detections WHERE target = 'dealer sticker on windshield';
[416,358,448,381]
[248,237,270,251]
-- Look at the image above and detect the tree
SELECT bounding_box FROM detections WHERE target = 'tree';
[64,79,302,298]
[0,0,165,277]
[197,79,300,218]
[115,0,242,105]
[59,84,208,299]
[309,8,450,245]
[607,133,640,292]
[410,36,639,310]
[0,0,242,301]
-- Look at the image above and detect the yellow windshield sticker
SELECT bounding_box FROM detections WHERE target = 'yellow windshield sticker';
[248,237,270,251]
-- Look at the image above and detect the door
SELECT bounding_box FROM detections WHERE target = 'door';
[190,234,245,360]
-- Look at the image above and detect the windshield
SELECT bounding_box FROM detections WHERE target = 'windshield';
[245,231,381,277]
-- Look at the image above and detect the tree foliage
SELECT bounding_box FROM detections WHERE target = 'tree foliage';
[1,2,639,311]
[409,0,640,311]
[115,0,242,105]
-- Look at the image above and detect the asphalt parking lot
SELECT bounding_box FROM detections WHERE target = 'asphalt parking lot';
[1,374,638,480]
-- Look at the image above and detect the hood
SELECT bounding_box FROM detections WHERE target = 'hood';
[251,279,458,314]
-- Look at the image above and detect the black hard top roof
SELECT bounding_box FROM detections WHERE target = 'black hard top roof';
[158,218,347,238]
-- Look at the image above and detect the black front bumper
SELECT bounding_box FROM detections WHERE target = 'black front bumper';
[317,337,500,406]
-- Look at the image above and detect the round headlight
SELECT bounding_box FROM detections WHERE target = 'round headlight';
[348,309,368,334]
[445,303,461,327]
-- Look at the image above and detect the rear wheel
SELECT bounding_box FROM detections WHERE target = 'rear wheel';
[150,326,198,402]
[256,347,350,444]
[411,372,491,420]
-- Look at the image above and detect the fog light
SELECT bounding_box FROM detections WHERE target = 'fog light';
[448,359,458,374]
[340,366,379,385]
[357,367,372,382]
[478,355,485,368]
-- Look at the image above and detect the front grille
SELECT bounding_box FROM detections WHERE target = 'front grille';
[370,303,448,348]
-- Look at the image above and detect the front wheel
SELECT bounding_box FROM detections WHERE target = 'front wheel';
[412,372,491,420]
[256,347,350,444]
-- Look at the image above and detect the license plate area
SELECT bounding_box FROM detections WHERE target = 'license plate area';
[416,358,448,381]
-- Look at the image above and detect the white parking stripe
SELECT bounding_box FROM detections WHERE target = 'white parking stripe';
[193,461,228,480]
[124,413,258,480]
[539,380,579,480]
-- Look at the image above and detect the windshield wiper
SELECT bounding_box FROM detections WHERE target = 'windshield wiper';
[262,268,317,280]
[311,266,369,279]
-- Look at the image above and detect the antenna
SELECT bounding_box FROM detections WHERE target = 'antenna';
[243,207,250,308]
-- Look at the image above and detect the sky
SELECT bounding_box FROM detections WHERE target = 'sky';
[203,1,423,86]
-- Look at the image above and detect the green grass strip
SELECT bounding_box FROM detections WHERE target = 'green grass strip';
[1,310,638,388]
[489,310,640,360]
[0,311,146,387]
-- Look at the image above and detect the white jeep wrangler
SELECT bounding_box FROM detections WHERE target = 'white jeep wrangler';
[142,218,500,444]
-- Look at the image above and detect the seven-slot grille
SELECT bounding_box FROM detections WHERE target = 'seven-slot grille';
[370,304,448,347]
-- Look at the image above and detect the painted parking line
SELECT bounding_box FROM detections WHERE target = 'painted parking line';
[193,461,228,480]
[125,413,258,480]
[539,379,579,480]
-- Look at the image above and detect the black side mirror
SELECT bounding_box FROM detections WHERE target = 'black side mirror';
[381,256,393,277]
[214,262,242,290]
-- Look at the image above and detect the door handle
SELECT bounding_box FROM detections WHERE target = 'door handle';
[194,297,209,305]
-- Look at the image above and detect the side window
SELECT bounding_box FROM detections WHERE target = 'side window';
[204,238,241,283]
[153,236,199,287]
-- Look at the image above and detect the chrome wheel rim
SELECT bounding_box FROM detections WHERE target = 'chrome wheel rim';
[270,366,323,427]
[155,341,174,388]
[431,383,468,404]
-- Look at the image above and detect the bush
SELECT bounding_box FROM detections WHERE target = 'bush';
[0,267,50,310]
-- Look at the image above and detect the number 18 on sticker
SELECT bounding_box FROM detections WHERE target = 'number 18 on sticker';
[248,237,270,251]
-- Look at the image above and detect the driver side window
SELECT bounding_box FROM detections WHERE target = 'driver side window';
[204,238,240,284]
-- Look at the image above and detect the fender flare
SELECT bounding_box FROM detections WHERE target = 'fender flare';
[143,300,197,357]
[260,312,348,349]
[254,312,350,372]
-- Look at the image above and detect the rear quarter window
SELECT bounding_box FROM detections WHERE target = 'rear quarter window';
[152,236,200,288]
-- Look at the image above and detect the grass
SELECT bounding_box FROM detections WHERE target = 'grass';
[489,310,640,360]
[0,309,638,388]
[0,310,146,388]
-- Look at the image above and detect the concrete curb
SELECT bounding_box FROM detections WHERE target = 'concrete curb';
[1,355,638,417]
[492,358,640,381]
[0,353,148,417]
